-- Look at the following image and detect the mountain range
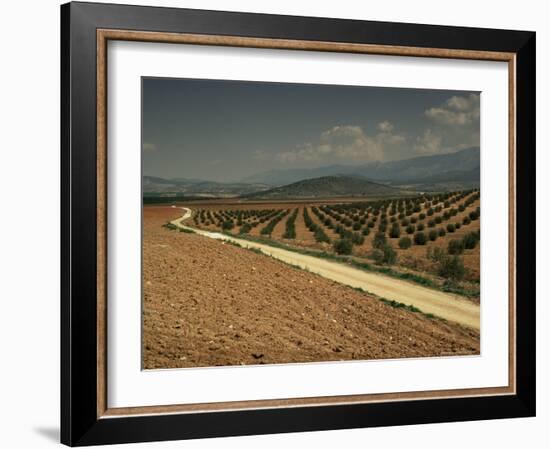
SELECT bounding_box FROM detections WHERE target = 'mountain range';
[143,147,480,198]
[241,147,480,190]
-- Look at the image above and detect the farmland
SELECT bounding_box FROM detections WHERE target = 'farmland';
[143,205,480,369]
[182,189,481,288]
[143,188,482,367]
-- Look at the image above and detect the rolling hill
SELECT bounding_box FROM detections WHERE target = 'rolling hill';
[241,175,406,200]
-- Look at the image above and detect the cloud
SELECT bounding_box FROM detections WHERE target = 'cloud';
[414,129,443,155]
[425,93,480,126]
[416,93,480,155]
[277,143,325,163]
[275,123,405,163]
[252,149,270,161]
[143,142,158,152]
[264,95,480,166]
[414,127,479,156]
[377,120,394,132]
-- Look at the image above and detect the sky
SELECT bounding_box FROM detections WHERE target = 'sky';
[142,77,480,182]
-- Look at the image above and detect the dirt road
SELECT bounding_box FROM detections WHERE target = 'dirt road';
[170,208,480,330]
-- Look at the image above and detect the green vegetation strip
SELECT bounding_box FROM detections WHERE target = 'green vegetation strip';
[376,296,438,320]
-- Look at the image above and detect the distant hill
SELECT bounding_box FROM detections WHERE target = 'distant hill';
[143,176,271,197]
[397,167,480,185]
[359,147,480,184]
[242,175,406,200]
[241,165,351,186]
[390,166,480,192]
[242,147,480,191]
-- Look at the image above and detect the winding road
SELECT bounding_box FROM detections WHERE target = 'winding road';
[170,208,480,330]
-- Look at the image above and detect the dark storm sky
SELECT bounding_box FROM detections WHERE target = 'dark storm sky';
[142,77,480,182]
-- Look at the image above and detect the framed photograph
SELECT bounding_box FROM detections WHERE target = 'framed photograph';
[61,2,536,446]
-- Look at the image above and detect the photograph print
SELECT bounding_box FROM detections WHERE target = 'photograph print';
[142,78,481,370]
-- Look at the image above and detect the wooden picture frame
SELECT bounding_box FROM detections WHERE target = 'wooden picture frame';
[61,2,536,446]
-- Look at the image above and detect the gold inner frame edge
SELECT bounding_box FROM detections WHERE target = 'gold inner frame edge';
[96,28,517,419]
